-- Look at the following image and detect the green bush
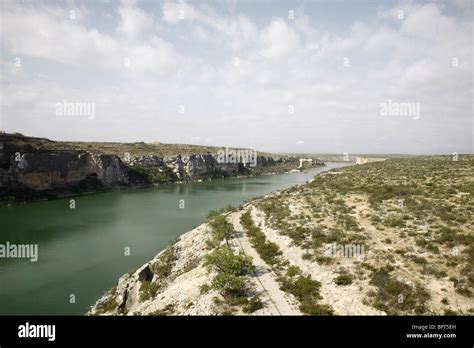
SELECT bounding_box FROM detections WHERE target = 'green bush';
[211,272,247,296]
[334,273,353,286]
[152,247,176,278]
[278,268,333,315]
[243,296,264,313]
[280,275,322,303]
[286,265,302,277]
[207,205,236,220]
[299,300,334,315]
[369,266,430,314]
[240,211,282,267]
[384,214,406,228]
[132,164,177,183]
[204,246,254,297]
[140,281,161,301]
[208,215,234,244]
[95,296,118,314]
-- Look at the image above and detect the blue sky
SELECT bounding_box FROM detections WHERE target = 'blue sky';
[0,0,472,154]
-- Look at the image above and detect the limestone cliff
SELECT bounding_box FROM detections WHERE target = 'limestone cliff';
[0,133,318,205]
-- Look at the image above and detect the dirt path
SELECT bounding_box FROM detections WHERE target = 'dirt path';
[228,211,301,315]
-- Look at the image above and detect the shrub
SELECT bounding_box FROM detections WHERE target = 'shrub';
[409,255,427,265]
[258,241,282,266]
[243,296,264,313]
[152,247,176,278]
[278,269,332,315]
[240,211,282,267]
[207,205,236,220]
[95,296,118,314]
[200,283,211,294]
[334,273,353,286]
[315,256,334,265]
[455,287,472,298]
[299,300,334,315]
[280,275,322,302]
[336,214,361,231]
[204,247,255,297]
[369,266,430,315]
[132,164,177,183]
[286,265,302,277]
[140,281,161,301]
[384,214,406,228]
[211,272,248,297]
[208,215,234,244]
[204,247,254,276]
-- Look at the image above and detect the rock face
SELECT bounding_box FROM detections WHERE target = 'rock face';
[184,154,219,179]
[133,155,164,167]
[167,154,252,180]
[0,149,150,203]
[93,154,147,187]
[0,133,308,205]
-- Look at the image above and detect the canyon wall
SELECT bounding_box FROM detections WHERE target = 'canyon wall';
[0,133,302,205]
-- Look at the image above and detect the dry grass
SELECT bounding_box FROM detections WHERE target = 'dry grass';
[254,155,474,314]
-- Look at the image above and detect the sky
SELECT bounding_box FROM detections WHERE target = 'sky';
[0,0,472,154]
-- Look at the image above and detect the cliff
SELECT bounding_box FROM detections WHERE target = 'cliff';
[0,133,322,205]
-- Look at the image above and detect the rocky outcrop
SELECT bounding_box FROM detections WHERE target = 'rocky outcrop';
[88,223,221,316]
[131,155,165,167]
[0,148,150,203]
[0,133,321,205]
[163,154,251,181]
[184,154,218,179]
[93,154,147,187]
[163,155,186,179]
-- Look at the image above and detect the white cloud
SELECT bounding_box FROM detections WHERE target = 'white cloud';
[0,1,471,154]
[162,1,199,23]
[117,0,153,38]
[260,19,299,59]
[162,1,257,50]
[400,4,457,41]
[0,1,183,75]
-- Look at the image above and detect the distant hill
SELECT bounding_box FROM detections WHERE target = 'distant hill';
[0,133,282,159]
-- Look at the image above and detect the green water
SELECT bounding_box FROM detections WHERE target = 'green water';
[0,163,349,315]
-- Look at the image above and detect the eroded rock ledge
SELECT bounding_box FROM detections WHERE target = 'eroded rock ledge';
[0,133,323,205]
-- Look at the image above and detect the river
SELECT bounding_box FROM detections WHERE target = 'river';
[0,162,350,315]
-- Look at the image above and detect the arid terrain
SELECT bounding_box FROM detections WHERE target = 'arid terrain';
[89,155,474,316]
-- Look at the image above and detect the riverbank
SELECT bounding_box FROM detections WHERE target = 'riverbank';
[0,133,324,207]
[88,156,474,316]
[88,204,381,315]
